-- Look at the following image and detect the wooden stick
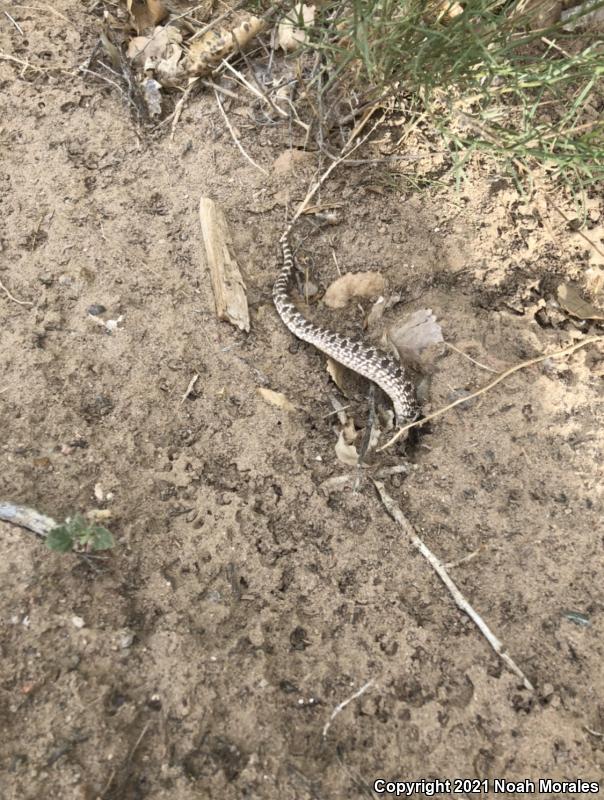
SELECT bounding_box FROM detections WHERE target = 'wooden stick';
[0,502,57,537]
[373,480,534,691]
[198,197,250,332]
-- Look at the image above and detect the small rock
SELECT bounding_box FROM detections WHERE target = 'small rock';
[87,303,106,316]
[71,616,85,629]
[540,682,554,699]
[119,631,135,649]
[105,317,122,332]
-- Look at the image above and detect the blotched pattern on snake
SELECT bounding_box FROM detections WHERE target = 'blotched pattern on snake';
[273,234,419,425]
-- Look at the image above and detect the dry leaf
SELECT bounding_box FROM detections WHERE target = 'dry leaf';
[323,272,386,309]
[257,388,297,412]
[126,0,168,33]
[156,45,184,84]
[387,308,443,359]
[342,416,358,444]
[335,431,358,466]
[557,283,604,321]
[277,3,315,51]
[127,25,182,66]
[326,358,349,394]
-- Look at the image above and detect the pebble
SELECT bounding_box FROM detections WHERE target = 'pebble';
[119,631,135,649]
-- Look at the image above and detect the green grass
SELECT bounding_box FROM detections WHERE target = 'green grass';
[290,0,604,195]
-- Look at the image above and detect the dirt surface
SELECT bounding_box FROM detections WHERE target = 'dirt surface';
[1,3,604,799]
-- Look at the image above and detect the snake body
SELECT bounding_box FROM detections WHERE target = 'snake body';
[273,235,419,425]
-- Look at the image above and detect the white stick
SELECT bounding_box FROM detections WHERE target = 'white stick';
[180,374,199,405]
[0,502,57,537]
[214,88,268,176]
[322,679,375,739]
[373,480,535,692]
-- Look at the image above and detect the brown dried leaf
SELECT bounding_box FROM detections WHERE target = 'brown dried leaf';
[323,272,386,309]
[126,0,168,33]
[257,388,297,412]
[365,297,386,330]
[326,357,349,394]
[335,431,358,466]
[126,25,182,66]
[557,283,604,321]
[387,309,443,358]
[277,3,315,52]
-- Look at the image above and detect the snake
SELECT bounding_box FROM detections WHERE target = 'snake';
[273,232,420,426]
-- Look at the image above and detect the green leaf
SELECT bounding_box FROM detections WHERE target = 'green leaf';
[90,527,115,551]
[46,525,75,552]
[44,515,116,553]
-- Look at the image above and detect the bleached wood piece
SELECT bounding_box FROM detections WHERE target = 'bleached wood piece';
[199,197,250,333]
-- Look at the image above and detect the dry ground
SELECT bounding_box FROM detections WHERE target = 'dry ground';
[1,3,603,799]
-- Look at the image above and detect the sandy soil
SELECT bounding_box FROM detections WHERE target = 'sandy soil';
[1,3,603,799]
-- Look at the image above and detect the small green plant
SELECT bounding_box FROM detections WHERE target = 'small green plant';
[46,514,115,553]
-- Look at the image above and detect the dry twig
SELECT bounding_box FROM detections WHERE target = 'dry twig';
[214,88,268,175]
[373,480,535,691]
[4,11,24,35]
[0,278,33,307]
[283,112,386,239]
[322,680,375,739]
[170,77,200,139]
[180,374,199,405]
[445,341,498,373]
